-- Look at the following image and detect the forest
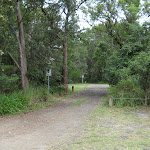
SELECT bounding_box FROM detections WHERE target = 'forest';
[0,0,150,114]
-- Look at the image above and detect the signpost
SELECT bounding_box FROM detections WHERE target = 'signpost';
[46,69,52,93]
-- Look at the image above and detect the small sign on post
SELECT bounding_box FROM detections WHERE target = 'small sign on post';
[46,69,52,93]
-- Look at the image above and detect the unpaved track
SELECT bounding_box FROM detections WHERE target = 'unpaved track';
[0,84,109,150]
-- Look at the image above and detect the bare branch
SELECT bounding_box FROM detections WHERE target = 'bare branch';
[7,52,21,71]
[41,6,47,16]
[76,0,87,11]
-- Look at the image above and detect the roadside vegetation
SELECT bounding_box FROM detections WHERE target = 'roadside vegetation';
[0,84,89,115]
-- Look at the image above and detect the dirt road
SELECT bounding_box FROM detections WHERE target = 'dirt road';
[0,84,109,150]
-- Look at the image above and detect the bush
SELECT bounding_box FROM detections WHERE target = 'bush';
[24,86,49,103]
[108,79,145,106]
[70,71,81,83]
[0,92,30,115]
[0,74,20,92]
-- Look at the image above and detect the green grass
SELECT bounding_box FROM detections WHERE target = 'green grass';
[53,97,150,150]
[68,84,89,92]
[71,97,89,106]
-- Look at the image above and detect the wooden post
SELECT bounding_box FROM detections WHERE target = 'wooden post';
[109,96,113,107]
[145,96,148,106]
[72,86,74,92]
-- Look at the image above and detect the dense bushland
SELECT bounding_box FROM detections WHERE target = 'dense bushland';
[1,0,150,108]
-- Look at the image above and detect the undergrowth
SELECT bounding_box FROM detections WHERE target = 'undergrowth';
[0,84,89,115]
[108,79,145,106]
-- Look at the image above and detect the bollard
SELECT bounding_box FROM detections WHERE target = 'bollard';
[72,86,74,92]
[109,96,113,107]
[145,96,148,106]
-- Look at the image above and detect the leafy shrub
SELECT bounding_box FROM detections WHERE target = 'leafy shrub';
[0,92,30,115]
[108,79,145,106]
[50,85,64,93]
[0,74,20,92]
[1,65,16,75]
[24,86,49,103]
[129,51,150,97]
[70,71,81,83]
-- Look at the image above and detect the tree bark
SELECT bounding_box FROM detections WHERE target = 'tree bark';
[16,0,28,90]
[63,38,68,92]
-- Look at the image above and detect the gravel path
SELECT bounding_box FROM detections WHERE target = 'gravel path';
[0,84,109,150]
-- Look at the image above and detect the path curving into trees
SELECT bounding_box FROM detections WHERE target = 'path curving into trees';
[0,84,109,150]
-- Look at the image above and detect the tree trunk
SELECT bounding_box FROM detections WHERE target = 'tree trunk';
[63,38,68,92]
[16,0,28,90]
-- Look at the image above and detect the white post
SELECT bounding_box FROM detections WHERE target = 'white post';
[48,75,50,93]
[82,75,84,83]
[46,69,52,93]
[109,96,113,107]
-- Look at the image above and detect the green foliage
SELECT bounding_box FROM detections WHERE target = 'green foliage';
[92,41,109,82]
[105,52,122,85]
[68,84,89,92]
[108,79,145,106]
[70,71,81,83]
[1,0,150,108]
[118,0,140,23]
[0,91,30,115]
[0,86,61,115]
[24,86,49,103]
[129,51,150,97]
[0,74,20,92]
[0,65,17,75]
[0,84,89,115]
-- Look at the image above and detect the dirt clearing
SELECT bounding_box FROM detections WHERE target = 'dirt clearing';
[0,84,108,150]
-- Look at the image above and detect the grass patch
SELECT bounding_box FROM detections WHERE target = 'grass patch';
[68,84,89,92]
[71,97,89,106]
[54,97,150,150]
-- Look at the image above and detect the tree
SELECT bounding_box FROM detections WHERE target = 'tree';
[118,0,140,23]
[41,0,86,91]
[16,0,28,90]
[0,0,29,90]
[78,25,111,83]
[130,51,150,97]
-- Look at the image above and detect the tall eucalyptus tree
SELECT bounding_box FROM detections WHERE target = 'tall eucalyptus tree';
[16,0,28,90]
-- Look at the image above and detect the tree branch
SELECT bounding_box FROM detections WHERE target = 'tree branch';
[41,6,47,16]
[7,52,21,71]
[76,0,87,11]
